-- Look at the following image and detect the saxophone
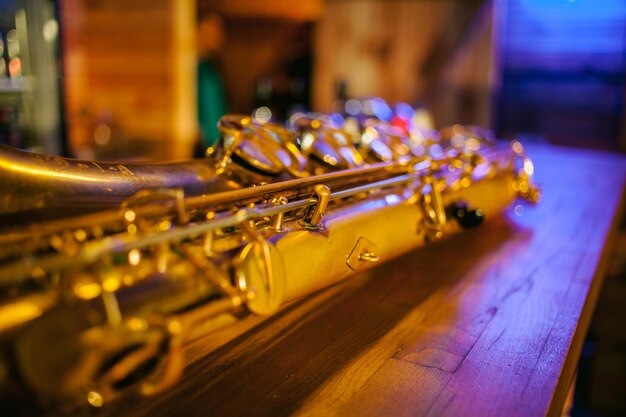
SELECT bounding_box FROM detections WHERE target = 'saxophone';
[0,107,539,410]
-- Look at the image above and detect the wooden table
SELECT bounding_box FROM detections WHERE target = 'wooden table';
[101,144,626,417]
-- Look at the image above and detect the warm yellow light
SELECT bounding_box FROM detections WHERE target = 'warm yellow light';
[512,141,524,155]
[523,159,534,176]
[323,155,338,166]
[102,277,120,292]
[414,109,434,130]
[124,210,136,222]
[74,229,87,242]
[87,391,103,408]
[123,274,134,286]
[127,317,148,331]
[253,106,272,123]
[0,301,43,332]
[0,159,107,183]
[301,132,315,150]
[361,127,378,145]
[167,320,183,335]
[128,249,141,266]
[74,281,101,300]
[466,138,480,152]
[519,182,529,194]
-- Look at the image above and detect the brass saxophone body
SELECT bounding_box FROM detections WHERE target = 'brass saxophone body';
[0,110,539,410]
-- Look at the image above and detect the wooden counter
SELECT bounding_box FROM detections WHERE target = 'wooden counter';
[100,144,625,417]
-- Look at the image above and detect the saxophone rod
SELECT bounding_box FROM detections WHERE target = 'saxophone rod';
[0,170,428,284]
[2,142,506,237]
[0,145,513,285]
[0,160,404,235]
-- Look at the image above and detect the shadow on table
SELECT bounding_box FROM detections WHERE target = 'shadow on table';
[96,215,522,417]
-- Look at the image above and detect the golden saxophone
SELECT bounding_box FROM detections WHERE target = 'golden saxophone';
[0,108,540,410]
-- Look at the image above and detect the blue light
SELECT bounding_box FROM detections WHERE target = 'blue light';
[395,102,414,121]
[371,99,394,122]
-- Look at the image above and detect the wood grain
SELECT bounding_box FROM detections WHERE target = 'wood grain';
[96,144,625,417]
[59,0,197,160]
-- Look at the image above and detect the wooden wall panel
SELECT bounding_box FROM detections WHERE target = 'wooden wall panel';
[172,0,197,160]
[199,0,324,114]
[60,0,197,160]
[215,19,310,114]
[313,1,455,111]
[312,0,493,127]
[199,0,324,21]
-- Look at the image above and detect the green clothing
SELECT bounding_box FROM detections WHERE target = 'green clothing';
[197,59,227,147]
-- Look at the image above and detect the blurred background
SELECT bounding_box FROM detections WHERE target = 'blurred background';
[0,0,625,161]
[0,0,625,415]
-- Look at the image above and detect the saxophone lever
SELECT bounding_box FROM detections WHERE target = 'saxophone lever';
[301,184,331,230]
[139,319,185,397]
[237,221,286,315]
[347,237,380,271]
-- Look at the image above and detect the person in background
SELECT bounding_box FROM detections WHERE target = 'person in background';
[196,10,228,152]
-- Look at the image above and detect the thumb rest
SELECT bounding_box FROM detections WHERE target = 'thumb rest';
[0,108,540,409]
